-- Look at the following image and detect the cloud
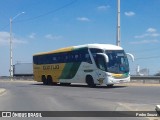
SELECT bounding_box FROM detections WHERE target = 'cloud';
[45,34,63,40]
[131,28,160,44]
[134,34,148,39]
[130,39,159,44]
[135,28,160,38]
[124,11,135,16]
[28,33,36,39]
[77,17,90,22]
[0,31,27,46]
[135,33,160,38]
[146,28,157,33]
[13,39,27,44]
[0,32,9,45]
[97,5,110,11]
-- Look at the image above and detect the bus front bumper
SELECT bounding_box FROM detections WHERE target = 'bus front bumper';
[105,76,130,85]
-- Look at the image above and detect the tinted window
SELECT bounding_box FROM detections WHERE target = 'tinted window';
[90,48,103,54]
[95,54,107,71]
[105,50,129,74]
[33,48,92,64]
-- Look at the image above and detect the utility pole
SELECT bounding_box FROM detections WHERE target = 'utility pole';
[116,0,121,46]
[9,12,25,81]
[9,18,13,81]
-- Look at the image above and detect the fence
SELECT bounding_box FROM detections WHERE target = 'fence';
[131,76,160,84]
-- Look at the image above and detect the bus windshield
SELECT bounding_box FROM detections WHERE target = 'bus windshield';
[105,50,129,74]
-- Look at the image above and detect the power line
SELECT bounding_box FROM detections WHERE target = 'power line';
[136,55,160,60]
[0,11,10,30]
[127,47,160,53]
[0,0,77,30]
[0,23,9,31]
[15,0,77,23]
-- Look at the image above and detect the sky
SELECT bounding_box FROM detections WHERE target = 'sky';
[0,0,160,76]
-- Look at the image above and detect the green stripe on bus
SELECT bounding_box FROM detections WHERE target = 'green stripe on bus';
[59,63,73,79]
[59,62,81,79]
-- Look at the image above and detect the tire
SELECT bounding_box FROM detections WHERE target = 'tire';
[64,83,71,86]
[47,76,53,85]
[107,84,114,88]
[52,82,57,85]
[86,75,96,88]
[42,75,47,85]
[60,83,71,86]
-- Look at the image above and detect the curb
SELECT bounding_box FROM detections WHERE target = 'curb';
[118,83,160,87]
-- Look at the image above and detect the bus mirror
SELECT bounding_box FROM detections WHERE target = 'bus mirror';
[104,54,109,63]
[96,53,109,63]
[126,53,134,62]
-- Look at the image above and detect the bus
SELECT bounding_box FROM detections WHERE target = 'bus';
[33,44,134,87]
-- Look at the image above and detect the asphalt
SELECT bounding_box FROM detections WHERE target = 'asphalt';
[0,80,159,120]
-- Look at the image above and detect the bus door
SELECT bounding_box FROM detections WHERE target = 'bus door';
[94,53,108,84]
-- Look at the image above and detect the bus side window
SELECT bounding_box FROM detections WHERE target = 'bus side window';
[70,54,74,62]
[79,53,82,62]
[60,53,65,63]
[95,55,107,71]
[90,48,103,54]
[53,57,57,61]
[38,56,43,64]
[65,55,68,61]
[33,56,38,64]
[46,55,49,64]
[85,54,92,64]
[75,54,79,61]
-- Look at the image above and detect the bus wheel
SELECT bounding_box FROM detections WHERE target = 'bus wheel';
[107,84,114,88]
[52,82,57,85]
[86,75,96,88]
[67,83,71,86]
[47,75,53,85]
[60,83,71,86]
[42,75,47,85]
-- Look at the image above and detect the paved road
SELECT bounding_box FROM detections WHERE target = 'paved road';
[0,80,159,120]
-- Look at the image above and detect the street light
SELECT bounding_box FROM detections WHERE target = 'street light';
[116,0,120,46]
[9,12,25,80]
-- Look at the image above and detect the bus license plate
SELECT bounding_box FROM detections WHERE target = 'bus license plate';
[119,80,124,83]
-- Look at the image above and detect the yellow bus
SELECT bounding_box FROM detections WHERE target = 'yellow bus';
[33,44,134,87]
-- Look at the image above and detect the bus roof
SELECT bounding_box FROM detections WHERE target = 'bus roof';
[33,44,123,56]
[75,44,123,50]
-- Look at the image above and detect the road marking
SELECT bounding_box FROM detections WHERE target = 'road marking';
[0,89,6,96]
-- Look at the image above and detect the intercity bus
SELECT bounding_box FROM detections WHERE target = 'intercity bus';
[33,44,134,87]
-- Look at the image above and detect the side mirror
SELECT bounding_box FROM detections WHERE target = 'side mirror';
[96,53,109,63]
[126,53,134,62]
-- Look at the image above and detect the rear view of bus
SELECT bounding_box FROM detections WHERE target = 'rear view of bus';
[33,44,134,87]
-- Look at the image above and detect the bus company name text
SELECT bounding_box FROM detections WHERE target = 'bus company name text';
[43,65,59,70]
